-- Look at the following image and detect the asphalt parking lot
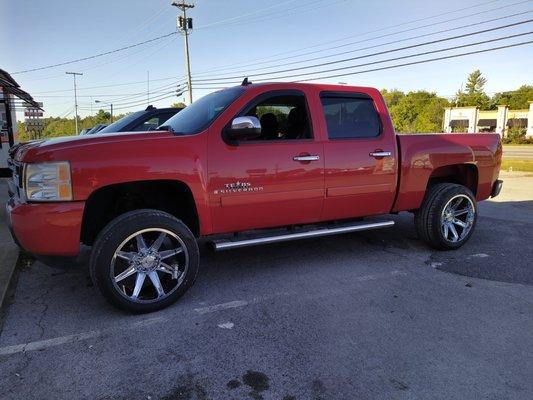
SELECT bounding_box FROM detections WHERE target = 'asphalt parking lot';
[0,172,532,400]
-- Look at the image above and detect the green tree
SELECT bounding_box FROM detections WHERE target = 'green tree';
[170,102,187,109]
[492,85,533,109]
[414,97,450,132]
[389,91,450,133]
[454,69,491,109]
[17,121,29,141]
[15,110,129,141]
[465,69,487,93]
[380,89,404,108]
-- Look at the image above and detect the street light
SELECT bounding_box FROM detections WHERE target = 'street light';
[94,100,113,123]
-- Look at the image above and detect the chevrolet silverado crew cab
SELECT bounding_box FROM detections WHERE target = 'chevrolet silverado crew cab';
[6,82,503,313]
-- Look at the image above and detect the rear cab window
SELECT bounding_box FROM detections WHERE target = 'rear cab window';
[320,93,381,139]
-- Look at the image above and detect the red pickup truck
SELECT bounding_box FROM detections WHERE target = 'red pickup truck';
[6,82,502,312]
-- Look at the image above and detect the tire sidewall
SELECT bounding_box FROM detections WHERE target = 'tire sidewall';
[429,186,477,250]
[90,209,199,313]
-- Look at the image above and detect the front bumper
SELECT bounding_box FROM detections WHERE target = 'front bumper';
[5,196,85,256]
[491,179,503,198]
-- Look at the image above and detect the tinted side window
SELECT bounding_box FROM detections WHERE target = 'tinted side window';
[321,96,380,139]
[242,93,312,140]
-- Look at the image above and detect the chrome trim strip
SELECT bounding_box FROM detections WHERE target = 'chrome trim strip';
[369,151,392,158]
[293,155,320,162]
[211,221,395,251]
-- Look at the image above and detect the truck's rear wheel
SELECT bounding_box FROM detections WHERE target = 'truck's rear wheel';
[414,183,477,250]
[90,209,199,313]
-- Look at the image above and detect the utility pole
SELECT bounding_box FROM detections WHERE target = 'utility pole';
[66,71,83,134]
[147,70,150,106]
[172,1,194,104]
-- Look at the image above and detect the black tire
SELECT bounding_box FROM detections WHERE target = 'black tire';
[414,183,477,250]
[89,209,199,313]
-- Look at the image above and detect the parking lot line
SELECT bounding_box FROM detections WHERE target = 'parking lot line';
[194,299,249,315]
[0,270,407,356]
[0,316,166,356]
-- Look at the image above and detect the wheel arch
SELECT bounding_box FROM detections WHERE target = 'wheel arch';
[426,163,479,195]
[80,179,200,246]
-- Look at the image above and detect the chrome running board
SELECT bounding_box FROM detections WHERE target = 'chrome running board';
[210,220,395,251]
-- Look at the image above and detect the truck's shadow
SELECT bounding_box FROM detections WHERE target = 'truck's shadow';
[198,200,533,287]
[12,200,532,319]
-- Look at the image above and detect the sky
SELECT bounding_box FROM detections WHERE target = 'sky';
[1,0,532,119]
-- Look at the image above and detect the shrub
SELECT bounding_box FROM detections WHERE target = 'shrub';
[502,127,533,144]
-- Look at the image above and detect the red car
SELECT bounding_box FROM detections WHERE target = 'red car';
[6,82,503,312]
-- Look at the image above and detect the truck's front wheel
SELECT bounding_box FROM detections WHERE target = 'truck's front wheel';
[415,183,477,250]
[89,209,199,313]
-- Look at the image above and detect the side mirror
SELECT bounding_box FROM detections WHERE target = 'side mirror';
[225,116,262,141]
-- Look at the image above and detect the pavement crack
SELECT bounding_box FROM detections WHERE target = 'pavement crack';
[30,286,53,340]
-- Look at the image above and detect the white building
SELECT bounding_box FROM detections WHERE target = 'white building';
[443,101,533,137]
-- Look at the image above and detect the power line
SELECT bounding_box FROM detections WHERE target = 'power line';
[112,3,171,45]
[190,31,533,86]
[94,84,185,108]
[36,5,526,94]
[296,40,533,82]
[201,0,340,29]
[21,0,522,96]
[110,92,182,111]
[196,11,532,79]
[290,32,533,81]
[192,21,533,83]
[192,0,525,76]
[192,40,533,86]
[194,0,302,29]
[100,35,179,82]
[12,32,178,75]
[212,0,347,29]
[86,81,184,104]
[32,75,185,94]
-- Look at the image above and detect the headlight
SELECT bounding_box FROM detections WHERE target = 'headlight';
[24,162,73,202]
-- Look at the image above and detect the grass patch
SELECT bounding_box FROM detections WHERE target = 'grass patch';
[501,158,533,172]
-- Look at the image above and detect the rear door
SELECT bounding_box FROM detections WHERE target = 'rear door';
[319,91,398,220]
[208,89,325,233]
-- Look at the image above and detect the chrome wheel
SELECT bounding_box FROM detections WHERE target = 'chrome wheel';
[440,194,475,243]
[111,228,189,303]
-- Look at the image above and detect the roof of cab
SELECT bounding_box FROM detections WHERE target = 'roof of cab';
[226,81,381,95]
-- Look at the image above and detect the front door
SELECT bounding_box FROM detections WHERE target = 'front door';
[208,90,324,233]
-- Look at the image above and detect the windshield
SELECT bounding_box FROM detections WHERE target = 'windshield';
[98,111,144,134]
[160,87,244,134]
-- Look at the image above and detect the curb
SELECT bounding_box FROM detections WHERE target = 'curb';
[0,246,20,327]
[0,179,20,328]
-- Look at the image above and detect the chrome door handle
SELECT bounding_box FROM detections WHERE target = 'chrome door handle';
[369,151,391,158]
[293,155,320,162]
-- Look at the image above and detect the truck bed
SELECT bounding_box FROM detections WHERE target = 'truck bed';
[393,133,502,212]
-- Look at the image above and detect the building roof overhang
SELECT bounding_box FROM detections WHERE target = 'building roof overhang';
[0,69,42,110]
[449,119,470,127]
[477,119,497,127]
